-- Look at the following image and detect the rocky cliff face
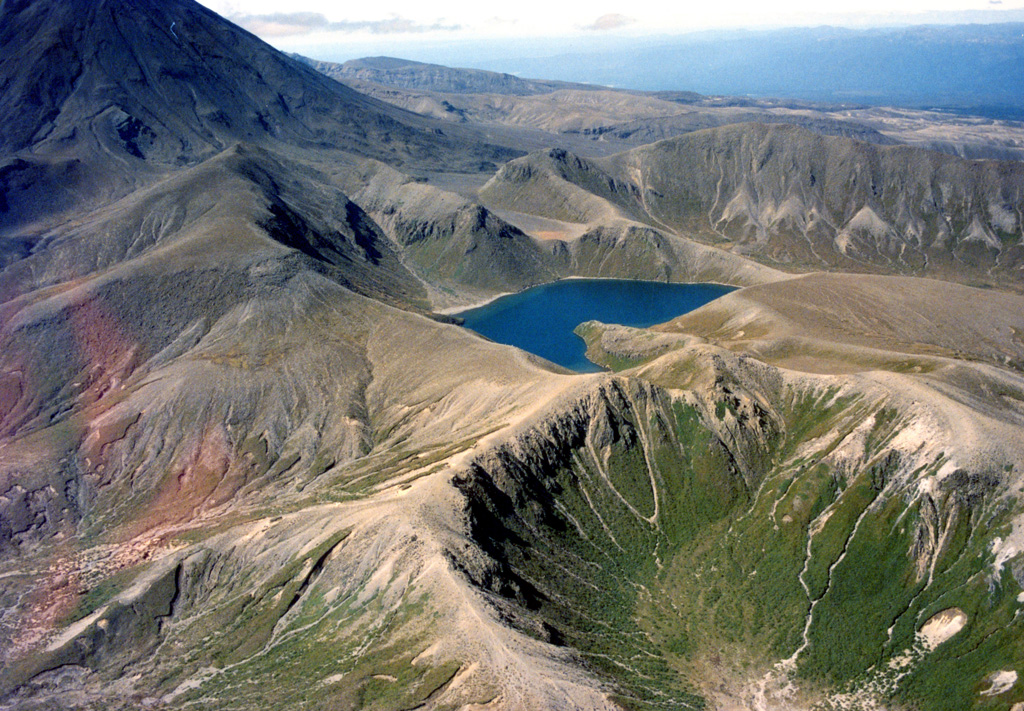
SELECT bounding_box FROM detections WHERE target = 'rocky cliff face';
[452,335,1024,710]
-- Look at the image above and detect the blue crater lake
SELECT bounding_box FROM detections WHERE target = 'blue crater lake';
[454,279,735,373]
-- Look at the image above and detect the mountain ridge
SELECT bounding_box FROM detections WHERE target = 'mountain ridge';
[298,52,1024,163]
[480,123,1024,288]
[0,0,519,236]
[295,54,596,96]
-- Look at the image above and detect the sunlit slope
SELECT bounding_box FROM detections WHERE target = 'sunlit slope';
[5,205,1022,710]
[0,135,611,709]
[654,272,1024,374]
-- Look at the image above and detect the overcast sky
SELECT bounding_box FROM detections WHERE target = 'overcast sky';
[195,0,1024,60]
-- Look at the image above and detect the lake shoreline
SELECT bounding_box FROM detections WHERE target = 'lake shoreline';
[439,275,741,317]
[452,278,735,372]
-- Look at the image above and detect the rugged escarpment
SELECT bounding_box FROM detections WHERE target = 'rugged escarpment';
[480,125,1024,289]
[449,338,1024,710]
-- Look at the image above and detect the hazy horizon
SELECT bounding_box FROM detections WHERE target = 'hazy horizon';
[197,0,1024,61]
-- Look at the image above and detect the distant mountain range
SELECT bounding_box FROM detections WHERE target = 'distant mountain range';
[293,55,593,96]
[456,23,1024,117]
[298,51,1024,163]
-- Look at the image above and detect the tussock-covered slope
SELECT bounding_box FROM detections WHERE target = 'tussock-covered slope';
[568,291,1024,710]
[481,148,644,224]
[348,161,563,306]
[0,145,427,309]
[8,267,1023,710]
[656,272,1024,373]
[347,160,781,309]
[0,264,612,709]
[0,122,609,708]
[563,220,784,287]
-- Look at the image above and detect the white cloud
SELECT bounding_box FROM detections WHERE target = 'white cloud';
[197,0,1024,41]
[229,11,460,37]
[584,13,635,31]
